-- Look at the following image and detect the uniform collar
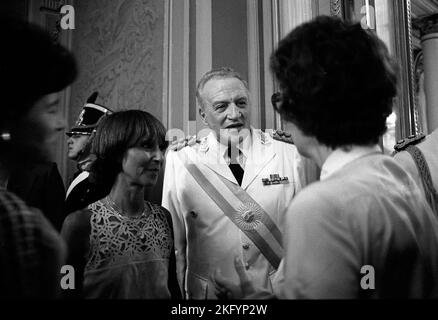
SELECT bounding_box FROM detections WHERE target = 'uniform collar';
[77,156,95,172]
[320,144,382,180]
[211,129,253,161]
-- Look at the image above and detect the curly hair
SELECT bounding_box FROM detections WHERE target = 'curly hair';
[270,16,398,148]
[90,110,168,191]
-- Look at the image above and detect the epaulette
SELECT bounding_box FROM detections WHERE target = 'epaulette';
[393,133,426,153]
[199,136,209,153]
[169,135,200,152]
[270,129,294,144]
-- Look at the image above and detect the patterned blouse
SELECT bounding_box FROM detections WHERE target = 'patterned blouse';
[81,199,175,299]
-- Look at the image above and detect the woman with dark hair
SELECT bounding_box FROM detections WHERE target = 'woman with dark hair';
[0,17,77,298]
[61,110,181,299]
[214,16,438,299]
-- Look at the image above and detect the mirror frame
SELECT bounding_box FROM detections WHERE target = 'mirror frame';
[391,0,418,139]
[339,0,417,140]
[271,0,418,141]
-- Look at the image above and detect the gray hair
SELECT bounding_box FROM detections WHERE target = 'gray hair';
[196,67,249,109]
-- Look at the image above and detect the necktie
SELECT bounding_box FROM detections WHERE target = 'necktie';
[228,145,244,186]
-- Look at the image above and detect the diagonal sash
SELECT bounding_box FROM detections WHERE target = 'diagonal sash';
[177,152,283,269]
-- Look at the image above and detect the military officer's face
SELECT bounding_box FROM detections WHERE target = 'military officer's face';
[199,77,251,146]
[67,134,90,160]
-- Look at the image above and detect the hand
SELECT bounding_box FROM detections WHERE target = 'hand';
[271,129,294,144]
[169,135,198,151]
[275,129,292,138]
[212,256,256,299]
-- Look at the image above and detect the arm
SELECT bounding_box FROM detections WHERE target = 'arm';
[60,209,91,299]
[162,207,183,299]
[161,150,187,297]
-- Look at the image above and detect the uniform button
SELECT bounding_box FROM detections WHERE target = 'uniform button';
[242,243,250,250]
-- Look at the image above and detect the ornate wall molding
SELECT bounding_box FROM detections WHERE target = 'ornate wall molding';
[413,50,427,134]
[68,0,165,179]
[39,0,66,43]
[413,13,438,36]
[330,0,343,17]
[387,0,417,138]
[247,0,262,129]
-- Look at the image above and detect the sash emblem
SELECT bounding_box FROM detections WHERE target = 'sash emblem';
[235,202,262,230]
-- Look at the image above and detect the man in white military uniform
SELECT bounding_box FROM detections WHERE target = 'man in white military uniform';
[162,68,304,299]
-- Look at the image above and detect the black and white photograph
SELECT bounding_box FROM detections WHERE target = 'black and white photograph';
[0,0,438,317]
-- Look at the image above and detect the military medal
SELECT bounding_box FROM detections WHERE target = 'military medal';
[262,174,289,185]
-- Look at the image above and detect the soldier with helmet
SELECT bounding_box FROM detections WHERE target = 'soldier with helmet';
[65,92,112,214]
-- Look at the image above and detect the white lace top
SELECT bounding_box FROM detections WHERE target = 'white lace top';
[83,199,173,299]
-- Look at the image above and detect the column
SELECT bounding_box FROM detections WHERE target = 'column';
[417,14,438,132]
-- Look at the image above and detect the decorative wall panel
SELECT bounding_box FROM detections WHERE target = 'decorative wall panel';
[69,0,164,119]
[68,0,165,178]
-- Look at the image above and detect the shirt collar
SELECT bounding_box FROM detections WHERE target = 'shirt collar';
[213,128,253,160]
[320,144,382,180]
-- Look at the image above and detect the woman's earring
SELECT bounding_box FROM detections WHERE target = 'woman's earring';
[0,131,11,141]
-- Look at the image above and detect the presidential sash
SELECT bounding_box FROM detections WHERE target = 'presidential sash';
[177,152,283,269]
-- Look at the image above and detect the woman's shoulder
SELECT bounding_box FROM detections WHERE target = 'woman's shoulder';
[146,202,173,223]
[147,202,169,216]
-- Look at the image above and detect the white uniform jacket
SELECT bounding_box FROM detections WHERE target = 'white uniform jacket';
[162,129,304,299]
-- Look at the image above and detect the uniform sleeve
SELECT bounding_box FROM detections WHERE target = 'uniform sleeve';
[161,150,188,297]
[279,186,361,299]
